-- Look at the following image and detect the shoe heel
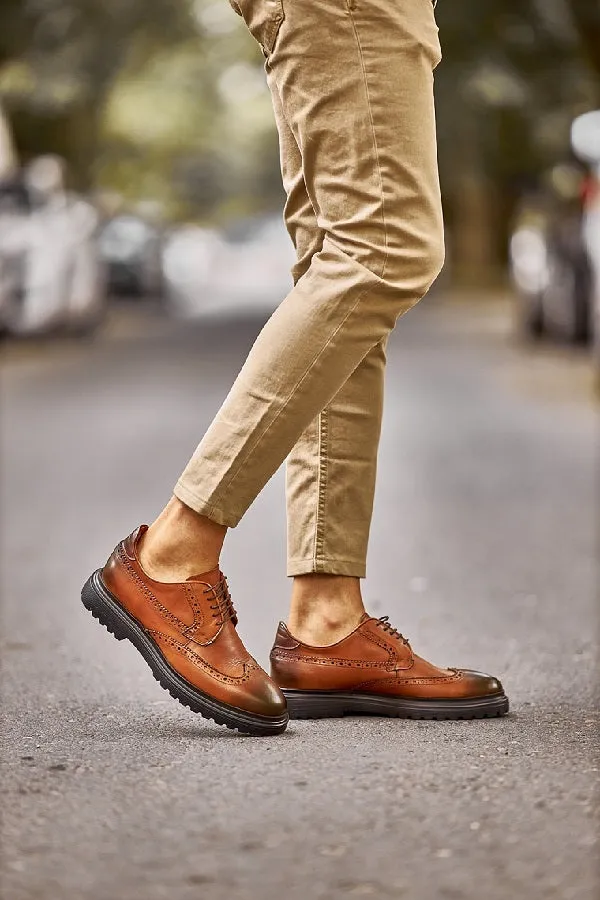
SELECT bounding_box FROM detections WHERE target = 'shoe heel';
[282,690,345,719]
[81,573,129,642]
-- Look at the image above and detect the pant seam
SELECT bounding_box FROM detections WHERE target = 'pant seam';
[291,556,364,564]
[313,409,329,567]
[288,555,366,577]
[292,558,365,566]
[348,5,389,281]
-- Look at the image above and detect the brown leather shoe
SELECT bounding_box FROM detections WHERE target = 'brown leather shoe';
[81,527,288,735]
[270,614,508,720]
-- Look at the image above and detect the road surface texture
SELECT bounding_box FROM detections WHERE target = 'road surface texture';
[1,297,598,900]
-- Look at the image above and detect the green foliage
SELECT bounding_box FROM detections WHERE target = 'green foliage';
[433,0,597,279]
[0,0,598,273]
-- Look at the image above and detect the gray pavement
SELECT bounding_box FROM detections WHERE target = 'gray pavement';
[1,298,598,900]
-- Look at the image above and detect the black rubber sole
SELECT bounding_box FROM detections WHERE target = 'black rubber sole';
[81,570,288,736]
[282,689,509,721]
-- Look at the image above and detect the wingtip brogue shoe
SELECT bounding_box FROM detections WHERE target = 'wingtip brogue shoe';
[270,615,508,720]
[82,527,288,735]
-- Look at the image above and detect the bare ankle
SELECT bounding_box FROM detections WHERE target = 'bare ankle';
[139,497,227,583]
[288,574,366,646]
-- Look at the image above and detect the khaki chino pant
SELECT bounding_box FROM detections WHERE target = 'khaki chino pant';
[174,0,444,577]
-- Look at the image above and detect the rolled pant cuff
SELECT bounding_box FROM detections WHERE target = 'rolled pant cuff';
[173,480,241,529]
[287,556,366,578]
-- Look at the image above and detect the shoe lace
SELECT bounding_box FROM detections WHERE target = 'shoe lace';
[204,576,237,626]
[376,615,409,646]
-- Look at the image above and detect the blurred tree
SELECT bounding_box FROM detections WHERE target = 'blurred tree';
[0,0,192,186]
[566,0,600,78]
[1,0,598,279]
[436,0,599,283]
[0,0,29,63]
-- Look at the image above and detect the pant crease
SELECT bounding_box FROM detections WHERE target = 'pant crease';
[347,5,389,281]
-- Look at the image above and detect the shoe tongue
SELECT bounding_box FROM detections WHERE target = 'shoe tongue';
[187,567,222,587]
[359,612,371,625]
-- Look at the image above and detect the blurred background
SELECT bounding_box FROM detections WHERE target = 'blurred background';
[0,0,599,351]
[1,4,599,900]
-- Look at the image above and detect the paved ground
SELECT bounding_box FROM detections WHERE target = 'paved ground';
[1,297,598,900]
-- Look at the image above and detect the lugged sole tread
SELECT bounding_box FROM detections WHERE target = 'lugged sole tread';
[283,690,509,721]
[288,710,507,720]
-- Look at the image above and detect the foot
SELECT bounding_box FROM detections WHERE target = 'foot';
[270,614,508,720]
[82,527,288,735]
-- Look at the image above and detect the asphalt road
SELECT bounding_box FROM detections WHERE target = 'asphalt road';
[1,297,598,900]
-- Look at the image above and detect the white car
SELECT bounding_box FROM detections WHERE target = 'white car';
[0,151,106,337]
[162,215,296,319]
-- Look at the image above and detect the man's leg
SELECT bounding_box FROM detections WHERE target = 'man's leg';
[167,0,443,549]
[253,0,507,718]
[142,0,443,621]
[266,69,386,643]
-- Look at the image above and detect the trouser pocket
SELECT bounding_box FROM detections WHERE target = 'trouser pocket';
[229,0,285,56]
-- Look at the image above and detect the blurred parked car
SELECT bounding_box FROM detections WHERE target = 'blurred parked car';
[98,215,163,298]
[510,165,593,345]
[220,214,297,303]
[0,103,26,334]
[0,172,30,333]
[161,224,222,316]
[0,149,106,337]
[572,110,600,386]
[162,214,295,319]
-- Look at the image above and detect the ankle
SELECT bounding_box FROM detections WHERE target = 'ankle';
[139,497,226,583]
[288,575,366,646]
[288,612,364,647]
